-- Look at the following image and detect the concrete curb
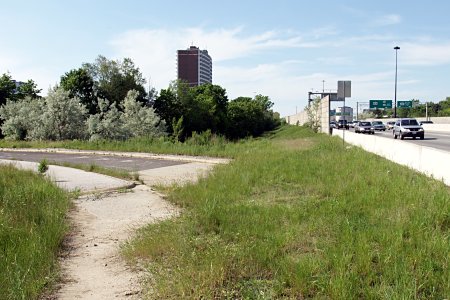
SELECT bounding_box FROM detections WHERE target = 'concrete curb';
[0,148,231,165]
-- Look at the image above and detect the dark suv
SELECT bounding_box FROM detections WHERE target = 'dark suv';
[393,118,424,140]
[337,119,349,129]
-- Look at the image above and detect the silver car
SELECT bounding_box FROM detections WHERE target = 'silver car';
[355,121,375,134]
[393,118,424,140]
[372,121,386,131]
[386,121,396,130]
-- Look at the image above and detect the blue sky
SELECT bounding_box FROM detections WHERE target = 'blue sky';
[2,0,450,116]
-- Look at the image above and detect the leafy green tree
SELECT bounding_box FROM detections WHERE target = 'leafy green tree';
[15,79,42,99]
[227,95,279,138]
[60,68,97,114]
[0,74,41,105]
[0,73,19,106]
[153,81,186,134]
[437,97,450,116]
[83,55,147,108]
[183,83,229,136]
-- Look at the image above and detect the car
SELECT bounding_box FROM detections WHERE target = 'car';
[349,120,358,128]
[386,121,396,130]
[330,121,337,129]
[419,120,434,125]
[337,119,349,130]
[355,121,375,134]
[393,118,424,140]
[372,121,386,131]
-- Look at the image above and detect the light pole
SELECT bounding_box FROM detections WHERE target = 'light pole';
[394,46,400,118]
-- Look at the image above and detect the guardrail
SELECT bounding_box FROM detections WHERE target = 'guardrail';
[421,124,450,132]
[332,130,450,186]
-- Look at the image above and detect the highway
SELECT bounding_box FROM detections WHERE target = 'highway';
[344,128,450,152]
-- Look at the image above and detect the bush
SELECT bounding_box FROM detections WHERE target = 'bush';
[37,159,49,174]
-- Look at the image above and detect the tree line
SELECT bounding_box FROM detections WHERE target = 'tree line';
[0,55,280,141]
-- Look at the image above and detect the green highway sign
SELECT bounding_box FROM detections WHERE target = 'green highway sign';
[370,100,392,109]
[397,101,412,108]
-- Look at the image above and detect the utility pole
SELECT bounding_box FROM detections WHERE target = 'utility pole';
[356,102,359,120]
[394,46,400,118]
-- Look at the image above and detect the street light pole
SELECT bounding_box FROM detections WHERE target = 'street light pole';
[394,46,400,118]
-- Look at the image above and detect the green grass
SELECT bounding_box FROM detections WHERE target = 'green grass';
[0,134,250,158]
[0,164,72,299]
[123,125,449,299]
[51,161,139,182]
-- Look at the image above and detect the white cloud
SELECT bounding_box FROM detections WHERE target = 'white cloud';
[109,26,317,105]
[105,26,450,116]
[400,42,450,66]
[372,14,402,26]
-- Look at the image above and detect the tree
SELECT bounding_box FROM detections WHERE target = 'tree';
[153,81,187,135]
[154,87,181,133]
[0,73,18,106]
[15,79,42,99]
[83,55,147,108]
[60,68,97,114]
[304,97,321,133]
[0,97,44,140]
[39,87,88,140]
[0,74,41,105]
[122,90,166,138]
[87,99,127,140]
[184,83,229,136]
[226,95,279,139]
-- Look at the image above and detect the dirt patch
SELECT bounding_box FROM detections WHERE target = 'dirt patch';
[53,185,177,299]
[51,161,220,299]
[277,138,315,151]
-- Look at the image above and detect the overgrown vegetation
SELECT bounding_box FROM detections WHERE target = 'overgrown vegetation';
[52,161,138,181]
[1,57,281,142]
[123,125,449,299]
[0,131,251,158]
[37,159,49,174]
[0,165,71,299]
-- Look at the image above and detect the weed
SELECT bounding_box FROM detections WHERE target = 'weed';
[122,126,449,299]
[37,158,49,173]
[0,165,71,298]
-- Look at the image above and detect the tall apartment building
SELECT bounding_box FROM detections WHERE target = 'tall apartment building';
[177,46,212,87]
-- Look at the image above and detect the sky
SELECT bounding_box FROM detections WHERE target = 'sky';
[2,0,450,116]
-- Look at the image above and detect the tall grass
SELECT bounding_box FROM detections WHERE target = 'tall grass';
[0,165,71,299]
[123,125,449,299]
[0,133,248,158]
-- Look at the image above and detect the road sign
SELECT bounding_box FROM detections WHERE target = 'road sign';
[337,81,351,100]
[397,101,412,108]
[370,100,392,109]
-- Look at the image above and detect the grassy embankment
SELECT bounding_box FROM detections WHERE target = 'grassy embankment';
[0,165,71,299]
[122,126,449,299]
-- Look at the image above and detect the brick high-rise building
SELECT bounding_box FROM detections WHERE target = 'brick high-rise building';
[177,46,212,87]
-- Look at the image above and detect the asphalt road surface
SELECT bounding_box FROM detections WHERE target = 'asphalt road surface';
[0,151,187,171]
[345,128,450,152]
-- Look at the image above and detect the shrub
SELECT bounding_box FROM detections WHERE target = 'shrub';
[37,159,49,174]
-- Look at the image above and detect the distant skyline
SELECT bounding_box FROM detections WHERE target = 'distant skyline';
[2,0,450,116]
